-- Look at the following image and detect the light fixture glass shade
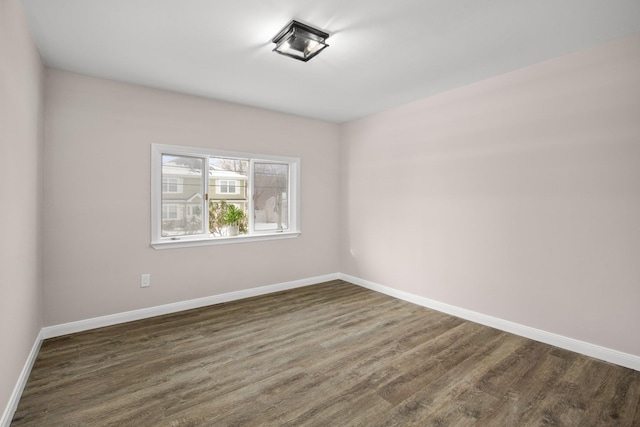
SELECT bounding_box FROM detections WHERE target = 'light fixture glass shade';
[272,20,329,62]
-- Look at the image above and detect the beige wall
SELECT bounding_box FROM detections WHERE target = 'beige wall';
[341,33,640,357]
[0,0,44,417]
[43,69,341,326]
[3,6,639,419]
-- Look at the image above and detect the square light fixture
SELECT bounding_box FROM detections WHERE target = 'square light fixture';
[272,20,329,62]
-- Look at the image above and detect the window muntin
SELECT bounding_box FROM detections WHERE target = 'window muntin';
[151,144,299,247]
[217,180,240,194]
[162,177,182,193]
[162,204,179,220]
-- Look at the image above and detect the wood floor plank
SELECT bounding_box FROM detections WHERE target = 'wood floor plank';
[11,280,640,426]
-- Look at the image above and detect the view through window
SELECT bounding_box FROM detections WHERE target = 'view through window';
[152,145,299,247]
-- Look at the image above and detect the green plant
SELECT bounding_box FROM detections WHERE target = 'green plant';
[209,201,228,236]
[209,201,248,236]
[224,204,245,226]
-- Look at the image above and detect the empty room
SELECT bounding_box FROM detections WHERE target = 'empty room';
[2,0,640,425]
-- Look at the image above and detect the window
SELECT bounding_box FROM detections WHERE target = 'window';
[162,177,183,193]
[217,179,240,194]
[254,163,289,231]
[162,205,179,220]
[151,144,300,248]
[186,205,201,217]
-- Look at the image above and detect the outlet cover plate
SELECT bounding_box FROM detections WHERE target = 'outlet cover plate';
[141,273,151,288]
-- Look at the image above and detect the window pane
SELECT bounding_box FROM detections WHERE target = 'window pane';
[209,158,248,237]
[254,163,288,231]
[152,144,299,246]
[161,155,205,237]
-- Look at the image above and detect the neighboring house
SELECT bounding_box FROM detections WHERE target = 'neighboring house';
[161,159,248,235]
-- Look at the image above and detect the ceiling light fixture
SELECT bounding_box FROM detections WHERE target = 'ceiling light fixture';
[272,20,329,62]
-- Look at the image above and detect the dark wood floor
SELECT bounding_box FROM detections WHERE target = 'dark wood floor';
[12,280,640,426]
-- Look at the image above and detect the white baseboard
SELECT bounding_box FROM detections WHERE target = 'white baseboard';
[42,273,339,339]
[3,274,340,425]
[7,270,637,427]
[40,272,640,370]
[4,271,639,427]
[339,273,640,372]
[1,330,43,427]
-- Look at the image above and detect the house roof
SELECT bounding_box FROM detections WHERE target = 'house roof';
[162,162,247,180]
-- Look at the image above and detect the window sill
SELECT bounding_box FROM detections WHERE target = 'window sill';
[151,231,301,250]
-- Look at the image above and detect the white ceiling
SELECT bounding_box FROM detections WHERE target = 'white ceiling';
[21,0,640,123]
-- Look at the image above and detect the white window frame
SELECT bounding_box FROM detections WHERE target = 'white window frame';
[186,205,199,217]
[218,179,241,195]
[162,204,179,220]
[151,144,300,249]
[162,177,183,193]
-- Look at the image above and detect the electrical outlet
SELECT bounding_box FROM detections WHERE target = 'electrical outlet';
[141,273,151,288]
